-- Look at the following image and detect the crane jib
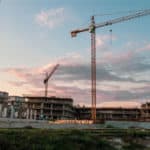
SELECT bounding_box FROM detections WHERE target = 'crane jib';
[71,9,150,35]
[96,9,150,29]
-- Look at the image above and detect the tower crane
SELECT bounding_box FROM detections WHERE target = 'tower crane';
[71,9,150,123]
[43,64,59,98]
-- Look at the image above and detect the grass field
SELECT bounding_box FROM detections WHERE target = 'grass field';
[0,128,150,150]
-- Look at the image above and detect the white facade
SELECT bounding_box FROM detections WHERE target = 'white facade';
[0,91,8,118]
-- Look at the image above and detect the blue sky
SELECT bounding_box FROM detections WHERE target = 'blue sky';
[0,0,150,107]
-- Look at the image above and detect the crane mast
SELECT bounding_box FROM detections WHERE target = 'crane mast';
[71,9,150,123]
[90,16,96,122]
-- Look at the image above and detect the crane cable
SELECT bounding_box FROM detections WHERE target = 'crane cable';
[93,9,147,17]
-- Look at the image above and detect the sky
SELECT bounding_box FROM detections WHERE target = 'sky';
[0,0,150,107]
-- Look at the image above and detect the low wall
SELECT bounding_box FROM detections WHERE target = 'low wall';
[106,120,150,129]
[0,118,103,129]
[0,118,50,128]
[0,118,150,129]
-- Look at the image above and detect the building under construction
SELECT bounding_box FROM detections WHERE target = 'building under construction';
[141,102,150,121]
[75,106,141,121]
[0,91,8,118]
[24,96,74,120]
[0,90,150,121]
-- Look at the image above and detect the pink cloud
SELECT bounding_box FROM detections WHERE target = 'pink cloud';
[96,34,116,49]
[138,43,150,52]
[97,41,150,65]
[78,101,141,108]
[56,53,84,67]
[2,48,149,107]
[26,84,91,105]
[2,53,85,93]
[101,50,134,64]
[98,101,141,108]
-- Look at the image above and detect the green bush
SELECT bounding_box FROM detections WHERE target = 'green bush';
[0,129,149,150]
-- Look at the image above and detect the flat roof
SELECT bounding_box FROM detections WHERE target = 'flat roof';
[24,96,73,102]
[75,107,140,110]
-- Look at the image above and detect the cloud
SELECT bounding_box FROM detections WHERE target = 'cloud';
[117,58,150,74]
[2,40,150,106]
[29,84,91,104]
[2,53,85,89]
[8,81,27,87]
[102,50,134,64]
[1,51,148,83]
[132,85,150,93]
[55,63,150,84]
[138,43,150,52]
[35,8,65,29]
[2,52,150,105]
[97,40,150,78]
[96,34,116,51]
[93,88,150,104]
[2,67,45,89]
[99,101,141,108]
